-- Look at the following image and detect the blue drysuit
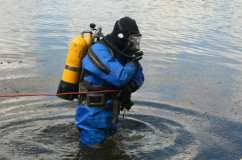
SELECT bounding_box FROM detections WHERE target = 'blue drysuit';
[75,43,144,145]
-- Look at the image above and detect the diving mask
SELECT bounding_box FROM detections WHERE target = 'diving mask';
[128,34,142,51]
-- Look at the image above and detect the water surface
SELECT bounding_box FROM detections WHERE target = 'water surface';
[0,0,242,159]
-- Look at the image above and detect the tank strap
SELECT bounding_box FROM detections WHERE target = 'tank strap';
[65,65,82,73]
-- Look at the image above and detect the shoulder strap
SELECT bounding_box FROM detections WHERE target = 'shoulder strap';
[87,46,110,75]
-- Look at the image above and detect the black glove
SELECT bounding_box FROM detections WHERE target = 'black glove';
[117,85,132,104]
[117,80,138,102]
[131,51,143,62]
[120,100,134,111]
[127,80,138,93]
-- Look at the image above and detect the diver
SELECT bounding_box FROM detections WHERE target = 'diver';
[75,17,144,146]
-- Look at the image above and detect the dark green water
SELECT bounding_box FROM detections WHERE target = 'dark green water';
[0,0,242,159]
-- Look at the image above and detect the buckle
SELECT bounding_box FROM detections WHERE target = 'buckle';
[86,94,105,106]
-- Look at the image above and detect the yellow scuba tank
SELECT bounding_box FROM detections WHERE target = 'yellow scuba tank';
[57,33,92,100]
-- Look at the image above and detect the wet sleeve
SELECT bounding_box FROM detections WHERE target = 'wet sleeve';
[82,44,138,88]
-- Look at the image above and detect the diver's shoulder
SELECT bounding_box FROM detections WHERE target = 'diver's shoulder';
[92,43,111,56]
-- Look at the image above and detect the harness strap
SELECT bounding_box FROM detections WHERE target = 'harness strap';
[87,46,110,75]
[112,98,121,125]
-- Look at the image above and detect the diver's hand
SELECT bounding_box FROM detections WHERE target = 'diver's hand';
[117,86,132,104]
[132,51,143,62]
[120,100,134,111]
[127,80,138,93]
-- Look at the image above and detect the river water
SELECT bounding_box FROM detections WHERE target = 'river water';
[0,0,242,159]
